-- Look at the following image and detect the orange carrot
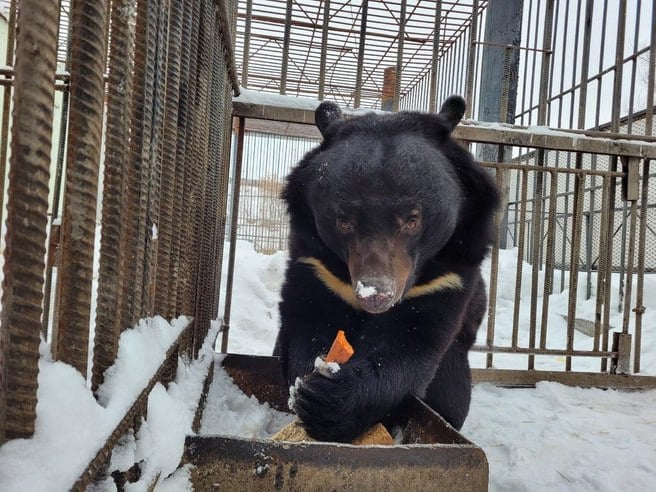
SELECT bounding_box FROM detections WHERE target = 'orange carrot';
[325,330,354,364]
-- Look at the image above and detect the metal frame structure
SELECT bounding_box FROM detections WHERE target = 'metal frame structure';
[226,1,656,385]
[0,0,238,486]
[230,97,656,388]
[236,0,486,111]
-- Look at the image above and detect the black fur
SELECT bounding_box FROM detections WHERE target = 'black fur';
[274,96,499,442]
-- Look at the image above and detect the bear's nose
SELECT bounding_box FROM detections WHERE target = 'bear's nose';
[355,279,396,313]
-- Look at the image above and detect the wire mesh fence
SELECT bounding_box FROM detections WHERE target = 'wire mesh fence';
[232,128,319,253]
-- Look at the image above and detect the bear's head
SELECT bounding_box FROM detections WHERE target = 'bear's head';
[284,96,495,314]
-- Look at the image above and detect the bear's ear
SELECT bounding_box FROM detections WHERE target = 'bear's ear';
[315,101,343,137]
[437,95,466,132]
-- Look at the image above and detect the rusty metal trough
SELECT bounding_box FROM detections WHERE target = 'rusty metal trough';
[183,354,488,491]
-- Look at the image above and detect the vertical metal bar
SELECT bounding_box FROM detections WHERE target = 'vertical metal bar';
[52,0,108,375]
[526,0,554,370]
[201,4,222,345]
[634,0,656,372]
[280,0,293,95]
[633,159,649,373]
[485,159,505,369]
[464,0,479,118]
[124,0,156,327]
[393,0,407,112]
[122,0,145,329]
[0,0,59,441]
[565,166,586,371]
[221,117,246,353]
[156,0,183,317]
[0,0,17,232]
[593,0,609,130]
[166,0,185,319]
[318,0,331,100]
[620,165,639,339]
[528,161,544,371]
[138,0,165,317]
[539,170,558,349]
[604,0,627,373]
[578,0,594,299]
[471,2,486,118]
[92,0,136,392]
[428,1,441,112]
[212,18,233,322]
[518,0,532,124]
[179,0,202,319]
[594,175,611,359]
[556,0,572,293]
[548,0,562,126]
[198,7,220,347]
[173,0,195,316]
[646,0,656,136]
[499,46,512,122]
[353,0,368,109]
[192,0,214,354]
[42,6,72,339]
[617,0,642,313]
[143,0,168,316]
[241,0,252,87]
[512,168,530,348]
[538,0,555,126]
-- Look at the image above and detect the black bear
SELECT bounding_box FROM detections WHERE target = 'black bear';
[273,96,499,443]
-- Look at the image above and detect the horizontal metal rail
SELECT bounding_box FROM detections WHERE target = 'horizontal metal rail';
[232,97,656,159]
[470,345,616,358]
[472,368,656,390]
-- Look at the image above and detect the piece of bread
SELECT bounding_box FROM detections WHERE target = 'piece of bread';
[272,421,394,445]
[272,420,313,442]
[351,423,395,445]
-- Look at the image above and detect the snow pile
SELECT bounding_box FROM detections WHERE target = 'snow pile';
[0,315,198,491]
[463,383,656,490]
[199,355,294,438]
[234,88,321,111]
[217,241,287,354]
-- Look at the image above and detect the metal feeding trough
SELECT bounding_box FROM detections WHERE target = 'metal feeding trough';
[183,354,488,491]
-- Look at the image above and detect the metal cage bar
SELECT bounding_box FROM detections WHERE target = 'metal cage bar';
[52,0,108,375]
[92,0,137,392]
[0,0,59,441]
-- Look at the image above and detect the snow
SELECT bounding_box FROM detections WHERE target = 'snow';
[1,239,654,491]
[0,315,204,491]
[198,354,293,438]
[355,280,378,298]
[314,355,341,377]
[463,383,656,491]
[234,87,321,111]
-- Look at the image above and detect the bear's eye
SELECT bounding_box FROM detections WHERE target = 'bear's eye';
[336,217,353,233]
[402,212,421,232]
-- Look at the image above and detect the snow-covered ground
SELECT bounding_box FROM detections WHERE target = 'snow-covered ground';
[0,240,654,491]
[0,316,209,491]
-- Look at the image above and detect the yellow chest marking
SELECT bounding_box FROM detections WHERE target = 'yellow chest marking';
[297,256,463,310]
